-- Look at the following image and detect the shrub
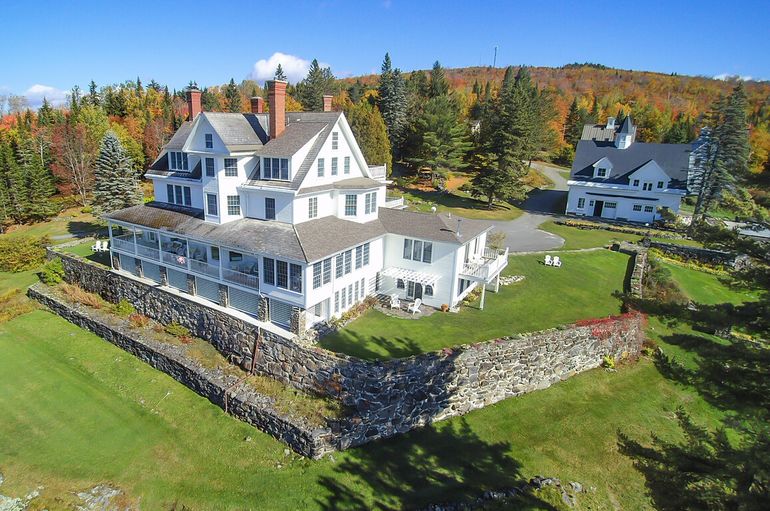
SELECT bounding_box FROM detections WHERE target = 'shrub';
[642,257,688,305]
[128,313,150,329]
[59,282,103,308]
[165,322,191,338]
[39,257,65,285]
[602,355,616,369]
[112,299,135,317]
[0,235,49,272]
[553,145,575,167]
[0,288,36,323]
[80,206,93,214]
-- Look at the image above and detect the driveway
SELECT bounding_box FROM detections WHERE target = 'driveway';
[488,162,570,253]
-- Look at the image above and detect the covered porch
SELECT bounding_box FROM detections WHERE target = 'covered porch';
[459,246,509,310]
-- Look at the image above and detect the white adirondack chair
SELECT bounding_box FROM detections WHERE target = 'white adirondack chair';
[552,256,562,268]
[91,240,103,252]
[100,240,109,252]
[408,298,422,316]
[544,254,553,266]
[390,294,401,309]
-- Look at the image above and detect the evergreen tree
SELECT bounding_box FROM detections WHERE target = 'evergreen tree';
[663,113,694,143]
[224,78,242,112]
[37,98,55,126]
[429,61,449,98]
[344,100,392,173]
[347,79,365,104]
[274,64,287,81]
[16,135,57,221]
[87,80,100,107]
[408,70,430,99]
[135,76,143,94]
[564,98,583,147]
[295,59,336,111]
[468,151,522,207]
[0,136,26,223]
[588,96,600,124]
[201,87,221,111]
[68,85,82,122]
[377,53,409,155]
[615,107,627,127]
[92,131,142,215]
[407,95,471,174]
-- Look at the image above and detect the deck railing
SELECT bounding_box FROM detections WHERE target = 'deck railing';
[161,251,188,267]
[222,267,259,290]
[136,244,160,260]
[111,237,135,253]
[460,247,509,281]
[190,258,221,278]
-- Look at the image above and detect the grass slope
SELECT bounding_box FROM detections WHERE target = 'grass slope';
[321,250,629,359]
[661,261,759,305]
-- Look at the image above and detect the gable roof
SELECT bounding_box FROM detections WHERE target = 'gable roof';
[378,208,492,244]
[294,216,386,262]
[571,139,691,189]
[199,112,268,150]
[164,121,193,151]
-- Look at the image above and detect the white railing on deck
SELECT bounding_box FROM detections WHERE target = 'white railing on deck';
[222,267,259,290]
[136,244,159,260]
[190,258,221,278]
[161,251,188,267]
[369,164,387,181]
[112,237,135,253]
[460,247,509,281]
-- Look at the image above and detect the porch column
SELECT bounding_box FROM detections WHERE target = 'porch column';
[494,273,501,293]
[480,283,486,310]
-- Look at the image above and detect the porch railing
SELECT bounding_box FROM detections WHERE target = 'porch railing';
[161,251,188,267]
[112,237,135,253]
[190,258,221,278]
[460,247,509,281]
[222,267,259,290]
[136,244,160,260]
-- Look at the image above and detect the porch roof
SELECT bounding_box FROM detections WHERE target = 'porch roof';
[381,266,441,287]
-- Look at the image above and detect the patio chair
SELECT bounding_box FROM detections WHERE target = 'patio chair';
[91,240,103,252]
[544,254,553,266]
[407,298,422,316]
[552,256,562,268]
[100,240,109,252]
[389,294,401,309]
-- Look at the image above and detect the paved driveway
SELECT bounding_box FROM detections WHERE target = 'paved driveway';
[488,163,570,253]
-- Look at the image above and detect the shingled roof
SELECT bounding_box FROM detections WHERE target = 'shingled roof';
[570,139,691,189]
[200,112,269,150]
[378,208,492,244]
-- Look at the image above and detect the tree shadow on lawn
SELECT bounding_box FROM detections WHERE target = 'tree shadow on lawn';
[67,220,107,238]
[320,331,426,360]
[316,418,557,511]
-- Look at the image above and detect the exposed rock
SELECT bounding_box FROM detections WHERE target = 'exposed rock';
[76,485,127,511]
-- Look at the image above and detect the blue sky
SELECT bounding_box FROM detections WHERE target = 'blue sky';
[2,0,768,107]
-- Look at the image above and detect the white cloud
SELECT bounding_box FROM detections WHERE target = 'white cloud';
[713,73,753,82]
[249,52,331,84]
[24,84,68,109]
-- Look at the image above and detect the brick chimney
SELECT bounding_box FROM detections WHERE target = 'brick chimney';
[322,94,333,112]
[186,86,202,120]
[250,96,264,114]
[268,80,287,139]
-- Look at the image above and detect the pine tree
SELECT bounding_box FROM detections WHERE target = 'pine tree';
[37,98,55,126]
[407,95,470,174]
[201,87,221,111]
[16,136,57,221]
[377,53,409,155]
[92,131,142,215]
[429,61,449,98]
[564,98,583,147]
[615,107,627,127]
[0,136,26,223]
[87,80,100,107]
[295,59,336,111]
[588,96,600,124]
[224,78,242,112]
[68,85,82,122]
[663,113,694,143]
[274,64,287,81]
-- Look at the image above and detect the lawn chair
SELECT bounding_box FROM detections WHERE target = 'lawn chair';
[408,298,422,316]
[100,240,109,252]
[544,254,553,266]
[390,293,401,309]
[91,240,103,252]
[552,256,562,268]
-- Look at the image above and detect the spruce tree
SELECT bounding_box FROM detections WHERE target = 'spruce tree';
[92,131,142,215]
[224,78,242,112]
[37,98,55,126]
[615,107,627,127]
[201,87,221,111]
[407,95,470,174]
[564,98,583,147]
[274,64,287,81]
[17,136,57,221]
[428,61,449,98]
[377,53,408,155]
[295,59,336,111]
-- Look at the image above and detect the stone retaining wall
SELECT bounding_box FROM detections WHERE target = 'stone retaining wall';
[43,250,646,454]
[647,241,738,267]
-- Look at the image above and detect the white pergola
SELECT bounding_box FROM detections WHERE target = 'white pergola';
[380,267,441,287]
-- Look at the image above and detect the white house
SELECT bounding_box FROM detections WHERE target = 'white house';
[104,82,507,336]
[565,117,692,223]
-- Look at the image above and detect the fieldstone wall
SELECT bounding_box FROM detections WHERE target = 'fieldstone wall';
[615,242,647,299]
[647,240,739,267]
[45,250,646,454]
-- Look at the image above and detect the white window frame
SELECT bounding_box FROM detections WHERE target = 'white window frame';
[206,193,218,216]
[227,195,241,216]
[345,194,357,216]
[224,158,238,177]
[344,156,350,174]
[331,157,338,175]
[577,198,585,209]
[308,197,318,219]
[644,205,655,213]
[596,167,607,178]
[317,158,325,177]
[169,151,189,171]
[332,132,339,150]
[633,204,642,212]
[205,157,215,177]
[205,133,213,149]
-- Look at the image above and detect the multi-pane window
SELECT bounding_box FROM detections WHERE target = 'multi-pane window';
[644,205,654,213]
[276,260,288,288]
[345,195,357,216]
[355,246,362,269]
[206,193,218,215]
[289,264,302,293]
[361,278,365,297]
[205,157,215,177]
[596,167,607,178]
[341,287,347,309]
[263,157,289,180]
[332,132,339,149]
[364,191,377,214]
[633,204,643,212]
[313,262,322,289]
[224,158,238,177]
[577,198,585,209]
[348,284,352,305]
[643,182,653,191]
[344,156,350,174]
[169,151,188,171]
[334,291,340,312]
[227,195,240,215]
[263,258,275,285]
[402,238,433,263]
[657,181,665,189]
[331,157,338,175]
[317,158,325,177]
[322,258,332,284]
[344,250,352,274]
[605,202,617,209]
[633,179,640,187]
[265,198,276,220]
[167,184,192,206]
[354,280,359,301]
[363,243,370,265]
[308,197,318,219]
[205,133,213,149]
[335,253,344,278]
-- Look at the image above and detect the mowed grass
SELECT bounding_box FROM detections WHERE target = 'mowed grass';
[59,239,112,266]
[2,206,105,243]
[540,221,702,250]
[321,250,629,359]
[661,260,760,305]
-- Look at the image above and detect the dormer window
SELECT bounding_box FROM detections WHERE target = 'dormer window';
[263,157,289,180]
[205,133,213,149]
[596,167,607,178]
[657,181,665,189]
[169,151,188,171]
[633,179,640,187]
[332,132,339,150]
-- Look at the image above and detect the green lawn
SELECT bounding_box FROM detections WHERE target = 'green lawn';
[661,260,759,305]
[321,250,629,359]
[59,239,111,266]
[2,207,105,243]
[540,221,702,250]
[400,187,523,220]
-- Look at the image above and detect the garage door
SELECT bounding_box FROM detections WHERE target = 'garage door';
[229,286,260,315]
[270,299,293,327]
[196,277,220,303]
[119,254,136,275]
[143,262,162,283]
[167,268,188,292]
